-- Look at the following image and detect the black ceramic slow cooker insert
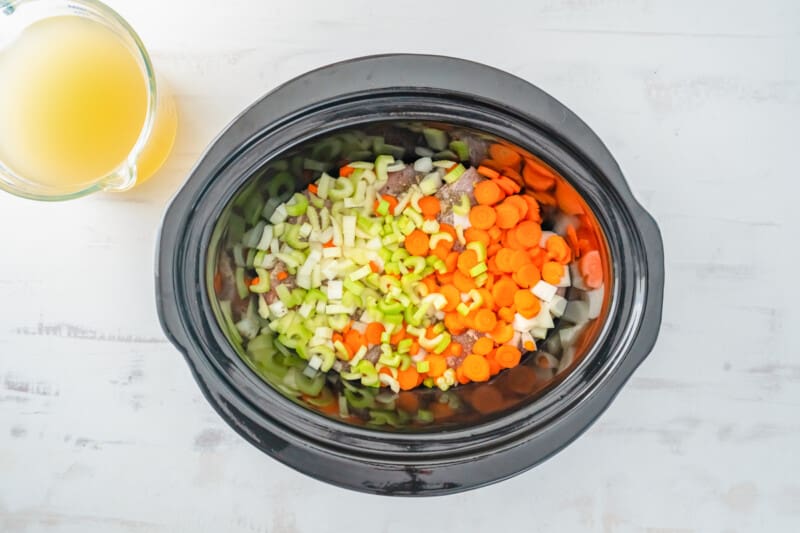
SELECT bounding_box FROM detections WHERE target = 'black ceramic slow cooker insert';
[156,54,664,496]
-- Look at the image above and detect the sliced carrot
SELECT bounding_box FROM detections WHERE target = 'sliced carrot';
[487,256,502,276]
[445,251,459,273]
[249,276,261,287]
[456,366,471,385]
[495,247,515,273]
[580,250,604,289]
[444,312,466,335]
[495,345,522,369]
[307,183,318,195]
[469,205,497,230]
[339,165,355,177]
[504,195,528,219]
[409,340,420,356]
[477,288,494,310]
[476,165,500,180]
[503,227,525,250]
[439,284,461,312]
[464,227,491,248]
[517,302,541,319]
[566,224,581,259]
[453,270,477,293]
[513,263,541,288]
[369,261,381,273]
[487,242,502,257]
[276,271,289,281]
[439,223,457,241]
[449,342,463,357]
[437,271,454,285]
[473,336,495,355]
[488,226,503,242]
[495,202,519,229]
[522,195,542,222]
[213,272,223,293]
[498,306,515,323]
[404,229,430,257]
[495,177,521,195]
[515,221,543,249]
[473,309,497,333]
[485,273,495,291]
[490,321,514,344]
[390,326,406,345]
[418,196,441,219]
[474,180,505,206]
[485,351,502,376]
[546,235,572,264]
[323,239,336,248]
[491,278,518,308]
[461,354,491,382]
[509,249,531,271]
[432,241,451,260]
[555,181,585,216]
[365,322,385,344]
[542,261,565,285]
[501,166,523,183]
[345,329,364,354]
[523,158,556,191]
[425,325,438,339]
[532,190,557,206]
[514,289,537,310]
[397,367,420,391]
[488,144,522,170]
[457,249,479,276]
[427,355,448,378]
[421,275,438,295]
[462,309,478,331]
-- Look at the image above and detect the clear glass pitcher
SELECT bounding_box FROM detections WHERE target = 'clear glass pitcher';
[0,0,177,201]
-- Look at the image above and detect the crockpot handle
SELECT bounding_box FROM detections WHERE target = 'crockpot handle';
[626,206,665,369]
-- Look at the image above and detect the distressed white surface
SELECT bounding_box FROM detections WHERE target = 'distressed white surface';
[1,0,799,531]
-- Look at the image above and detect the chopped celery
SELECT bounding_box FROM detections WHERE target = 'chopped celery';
[374,155,394,182]
[267,171,295,199]
[453,194,471,216]
[242,220,266,248]
[423,128,448,151]
[249,268,271,293]
[434,150,459,161]
[470,262,488,277]
[443,163,466,184]
[449,140,469,161]
[234,267,249,300]
[285,193,309,217]
[226,213,246,245]
[416,360,430,373]
[218,300,243,345]
[242,192,265,226]
[396,338,413,354]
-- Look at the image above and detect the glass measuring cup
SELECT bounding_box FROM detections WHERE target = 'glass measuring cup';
[0,0,177,201]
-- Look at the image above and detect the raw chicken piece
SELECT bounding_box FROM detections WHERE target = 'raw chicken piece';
[381,165,418,196]
[436,166,481,225]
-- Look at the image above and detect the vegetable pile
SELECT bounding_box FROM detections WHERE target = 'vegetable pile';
[220,141,605,394]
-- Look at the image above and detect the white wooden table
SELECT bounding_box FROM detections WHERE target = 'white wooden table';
[2,1,798,531]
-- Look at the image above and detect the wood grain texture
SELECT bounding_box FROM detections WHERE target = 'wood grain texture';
[1,1,798,531]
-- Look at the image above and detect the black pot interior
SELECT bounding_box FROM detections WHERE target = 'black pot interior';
[206,120,612,433]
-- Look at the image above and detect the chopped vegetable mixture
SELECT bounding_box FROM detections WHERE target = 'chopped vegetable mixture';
[221,143,606,394]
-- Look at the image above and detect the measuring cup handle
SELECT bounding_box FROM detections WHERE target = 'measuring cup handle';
[101,164,138,192]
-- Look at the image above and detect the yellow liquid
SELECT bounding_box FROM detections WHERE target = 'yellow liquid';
[0,15,176,191]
